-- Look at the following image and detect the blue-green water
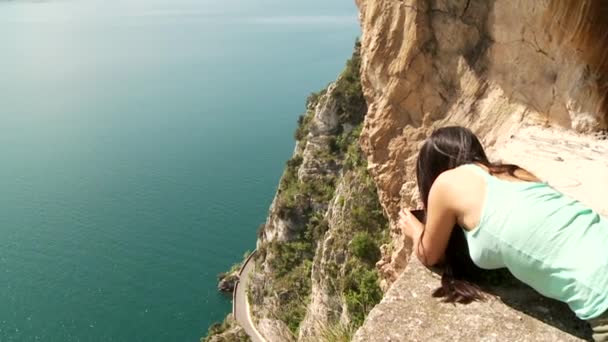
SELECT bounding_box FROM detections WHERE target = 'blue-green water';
[0,1,359,341]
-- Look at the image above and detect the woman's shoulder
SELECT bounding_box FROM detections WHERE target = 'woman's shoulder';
[432,165,486,198]
[430,165,488,219]
[437,164,485,184]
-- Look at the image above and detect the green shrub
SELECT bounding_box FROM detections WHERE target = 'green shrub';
[256,242,268,262]
[343,141,366,171]
[335,132,353,154]
[204,320,229,340]
[276,159,306,214]
[294,111,314,141]
[343,266,383,328]
[274,260,313,333]
[279,157,300,189]
[268,241,314,278]
[277,301,307,334]
[334,40,366,125]
[313,145,338,163]
[328,136,340,154]
[303,212,329,242]
[350,206,384,233]
[286,155,303,169]
[306,88,328,109]
[300,177,336,203]
[279,176,335,213]
[318,322,356,342]
[350,232,381,264]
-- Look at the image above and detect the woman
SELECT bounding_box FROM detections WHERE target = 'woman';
[399,126,608,341]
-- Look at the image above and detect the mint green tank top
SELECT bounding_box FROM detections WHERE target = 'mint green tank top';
[462,164,608,320]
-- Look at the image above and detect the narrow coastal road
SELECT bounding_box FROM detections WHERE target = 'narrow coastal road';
[234,252,266,342]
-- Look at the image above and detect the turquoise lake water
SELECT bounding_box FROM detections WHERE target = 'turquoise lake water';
[0,1,360,340]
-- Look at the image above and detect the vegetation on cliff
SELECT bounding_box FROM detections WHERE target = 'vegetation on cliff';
[254,40,388,336]
[202,315,251,342]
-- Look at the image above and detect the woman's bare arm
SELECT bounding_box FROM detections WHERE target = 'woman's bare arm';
[401,171,459,266]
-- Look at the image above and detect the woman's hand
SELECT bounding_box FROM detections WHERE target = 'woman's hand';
[398,208,424,242]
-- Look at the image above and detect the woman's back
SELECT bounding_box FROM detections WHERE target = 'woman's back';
[458,163,608,320]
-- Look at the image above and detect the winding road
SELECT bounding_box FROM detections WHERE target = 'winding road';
[233,251,266,342]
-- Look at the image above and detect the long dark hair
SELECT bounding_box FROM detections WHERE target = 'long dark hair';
[415,126,523,304]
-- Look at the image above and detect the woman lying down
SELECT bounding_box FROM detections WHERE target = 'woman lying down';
[399,126,608,342]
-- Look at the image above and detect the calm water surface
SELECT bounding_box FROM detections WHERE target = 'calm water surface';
[0,1,360,340]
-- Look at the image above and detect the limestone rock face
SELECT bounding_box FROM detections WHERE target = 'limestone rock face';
[298,170,370,339]
[258,194,301,245]
[257,319,295,342]
[309,83,341,136]
[297,198,347,338]
[356,0,608,285]
[353,254,591,342]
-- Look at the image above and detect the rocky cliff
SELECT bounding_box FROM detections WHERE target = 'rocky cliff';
[249,44,390,341]
[354,0,608,340]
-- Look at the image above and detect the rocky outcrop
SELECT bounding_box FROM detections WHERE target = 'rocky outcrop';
[257,319,296,342]
[218,272,239,293]
[353,253,591,342]
[203,314,250,342]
